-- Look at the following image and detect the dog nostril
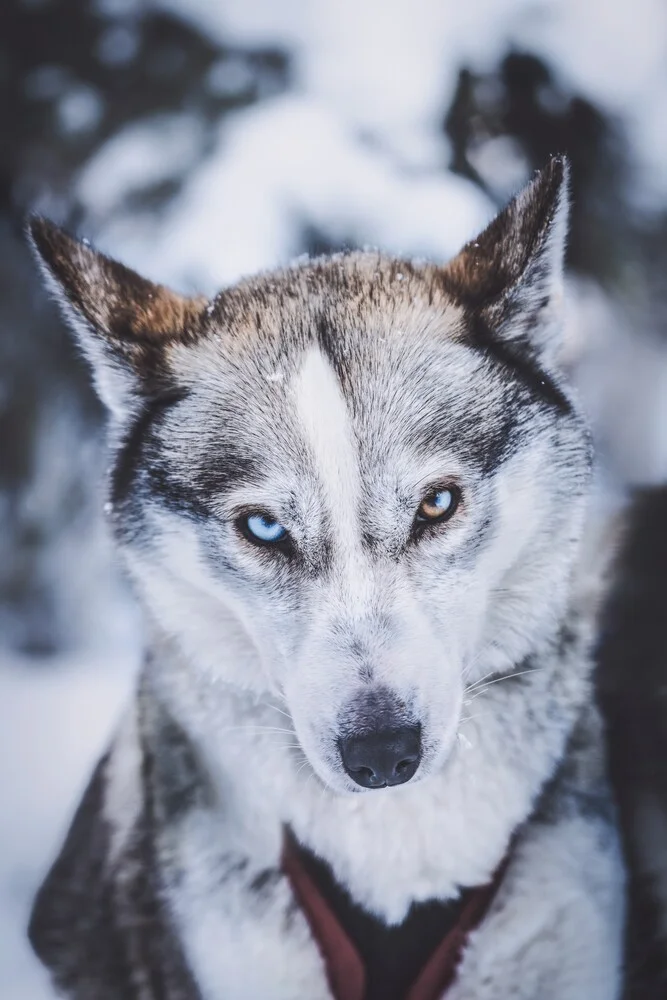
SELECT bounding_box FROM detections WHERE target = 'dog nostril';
[353,766,373,781]
[349,765,384,787]
[339,726,421,789]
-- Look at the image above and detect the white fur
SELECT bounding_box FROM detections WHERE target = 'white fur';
[102,701,143,864]
[448,813,624,1000]
[292,347,362,562]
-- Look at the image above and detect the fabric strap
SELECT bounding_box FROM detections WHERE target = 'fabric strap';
[282,833,508,1000]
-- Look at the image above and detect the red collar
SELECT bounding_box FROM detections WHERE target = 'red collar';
[282,833,508,1000]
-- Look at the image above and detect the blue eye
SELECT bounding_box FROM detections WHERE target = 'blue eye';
[244,513,288,545]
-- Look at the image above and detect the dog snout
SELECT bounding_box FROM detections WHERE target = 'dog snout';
[339,725,421,788]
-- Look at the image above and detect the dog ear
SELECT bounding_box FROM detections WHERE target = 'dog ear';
[28,217,206,420]
[442,156,569,366]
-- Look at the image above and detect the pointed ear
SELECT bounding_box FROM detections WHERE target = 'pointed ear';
[442,156,569,366]
[28,217,206,420]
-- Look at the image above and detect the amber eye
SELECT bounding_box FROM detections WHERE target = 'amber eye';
[415,487,460,525]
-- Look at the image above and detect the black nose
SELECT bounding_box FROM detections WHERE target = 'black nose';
[339,726,421,788]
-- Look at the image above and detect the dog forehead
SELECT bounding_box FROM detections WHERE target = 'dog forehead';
[165,253,527,488]
[175,253,473,408]
[179,251,462,363]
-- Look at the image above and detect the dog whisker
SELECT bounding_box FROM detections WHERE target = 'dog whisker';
[464,666,542,702]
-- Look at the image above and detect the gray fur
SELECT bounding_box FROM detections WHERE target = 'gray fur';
[28,159,624,998]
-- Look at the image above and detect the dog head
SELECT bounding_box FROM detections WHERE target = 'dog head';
[30,157,591,793]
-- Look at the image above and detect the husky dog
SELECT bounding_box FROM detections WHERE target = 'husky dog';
[28,158,624,1000]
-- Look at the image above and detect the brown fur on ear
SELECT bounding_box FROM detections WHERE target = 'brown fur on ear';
[442,156,569,310]
[28,217,206,345]
[28,217,208,417]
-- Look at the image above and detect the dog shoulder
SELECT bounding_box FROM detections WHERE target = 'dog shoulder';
[28,753,128,997]
[28,733,201,999]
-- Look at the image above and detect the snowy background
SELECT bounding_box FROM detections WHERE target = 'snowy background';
[2,0,667,996]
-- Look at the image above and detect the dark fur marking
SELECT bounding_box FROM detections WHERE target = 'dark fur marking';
[464,655,538,699]
[314,309,356,396]
[315,310,338,366]
[404,394,518,480]
[455,511,495,564]
[28,753,201,999]
[110,390,254,528]
[535,732,615,830]
[250,868,282,895]
[190,450,260,501]
[468,314,572,416]
[453,411,515,473]
[111,390,195,510]
[337,686,413,739]
[28,755,134,999]
[149,710,214,825]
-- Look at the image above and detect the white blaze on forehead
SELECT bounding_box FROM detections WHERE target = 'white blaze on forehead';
[292,347,362,557]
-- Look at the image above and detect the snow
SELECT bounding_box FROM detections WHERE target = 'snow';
[0,647,139,999]
[515,0,667,208]
[152,0,667,203]
[96,23,141,67]
[86,97,493,291]
[56,85,104,136]
[78,113,206,218]
[567,278,667,487]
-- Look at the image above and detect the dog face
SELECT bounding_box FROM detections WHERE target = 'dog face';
[31,158,592,794]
